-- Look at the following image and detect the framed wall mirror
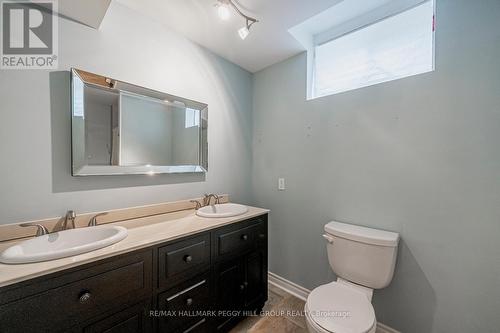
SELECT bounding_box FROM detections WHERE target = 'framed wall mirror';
[71,68,208,176]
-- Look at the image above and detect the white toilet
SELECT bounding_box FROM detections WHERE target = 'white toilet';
[305,221,399,333]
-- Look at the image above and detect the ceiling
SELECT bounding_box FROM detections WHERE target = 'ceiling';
[37,0,111,28]
[115,0,345,73]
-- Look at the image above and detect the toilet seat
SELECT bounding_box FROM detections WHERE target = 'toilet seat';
[305,282,376,333]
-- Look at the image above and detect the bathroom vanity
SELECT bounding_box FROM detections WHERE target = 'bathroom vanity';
[0,210,268,333]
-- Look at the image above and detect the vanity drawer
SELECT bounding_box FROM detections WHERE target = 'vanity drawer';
[0,250,152,333]
[180,318,210,333]
[213,218,266,260]
[158,274,211,332]
[158,233,210,289]
[81,300,152,333]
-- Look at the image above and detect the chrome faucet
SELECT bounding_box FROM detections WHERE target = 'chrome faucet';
[204,193,221,206]
[190,194,223,210]
[88,212,108,227]
[20,223,49,237]
[62,210,76,230]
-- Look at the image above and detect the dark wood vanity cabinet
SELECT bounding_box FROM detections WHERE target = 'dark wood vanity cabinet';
[213,249,267,332]
[0,214,268,333]
[0,250,153,333]
[212,218,268,331]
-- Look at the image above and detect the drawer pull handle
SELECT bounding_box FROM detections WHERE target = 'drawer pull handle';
[79,291,92,304]
[259,233,265,239]
[241,234,248,241]
[184,255,193,263]
[186,298,193,306]
[167,280,206,302]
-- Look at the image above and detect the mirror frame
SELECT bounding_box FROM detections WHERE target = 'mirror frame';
[70,68,208,176]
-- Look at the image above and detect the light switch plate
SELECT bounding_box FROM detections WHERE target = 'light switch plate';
[278,178,285,191]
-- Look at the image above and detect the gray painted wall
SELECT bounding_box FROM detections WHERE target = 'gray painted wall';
[171,108,200,166]
[252,0,500,332]
[0,1,253,223]
[120,95,174,166]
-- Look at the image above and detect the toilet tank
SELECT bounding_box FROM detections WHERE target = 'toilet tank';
[324,221,399,289]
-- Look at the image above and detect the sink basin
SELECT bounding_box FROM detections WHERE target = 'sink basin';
[196,203,248,218]
[0,225,128,264]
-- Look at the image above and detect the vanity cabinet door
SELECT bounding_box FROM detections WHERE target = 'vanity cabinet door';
[81,301,152,333]
[243,250,267,309]
[213,259,245,331]
[212,250,267,332]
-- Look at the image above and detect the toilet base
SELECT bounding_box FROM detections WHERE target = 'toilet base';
[305,307,377,333]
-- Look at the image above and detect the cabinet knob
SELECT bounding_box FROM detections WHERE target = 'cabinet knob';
[241,234,248,241]
[239,282,248,291]
[186,298,193,306]
[79,291,92,304]
[184,255,192,263]
[258,233,265,239]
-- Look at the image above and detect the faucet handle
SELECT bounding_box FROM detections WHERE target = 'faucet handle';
[215,195,223,204]
[88,212,108,227]
[190,200,203,210]
[20,223,49,237]
[63,210,77,230]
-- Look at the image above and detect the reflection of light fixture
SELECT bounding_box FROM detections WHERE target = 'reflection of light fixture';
[238,26,249,40]
[217,2,230,20]
[215,0,258,39]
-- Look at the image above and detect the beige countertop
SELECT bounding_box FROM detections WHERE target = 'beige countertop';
[0,205,269,288]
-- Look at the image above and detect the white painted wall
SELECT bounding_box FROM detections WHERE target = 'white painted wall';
[0,1,253,223]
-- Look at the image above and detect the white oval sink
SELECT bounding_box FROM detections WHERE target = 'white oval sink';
[0,225,128,264]
[196,203,248,218]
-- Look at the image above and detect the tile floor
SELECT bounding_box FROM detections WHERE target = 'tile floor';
[230,284,308,333]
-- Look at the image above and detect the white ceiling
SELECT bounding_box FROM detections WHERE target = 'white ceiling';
[38,0,111,29]
[115,0,345,73]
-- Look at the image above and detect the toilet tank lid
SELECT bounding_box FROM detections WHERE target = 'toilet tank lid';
[325,221,399,247]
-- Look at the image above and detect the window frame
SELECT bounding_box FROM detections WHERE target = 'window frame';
[310,0,436,100]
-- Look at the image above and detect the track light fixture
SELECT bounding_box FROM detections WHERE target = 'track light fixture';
[215,0,258,40]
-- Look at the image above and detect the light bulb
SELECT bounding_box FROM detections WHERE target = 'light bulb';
[217,4,230,20]
[238,26,249,40]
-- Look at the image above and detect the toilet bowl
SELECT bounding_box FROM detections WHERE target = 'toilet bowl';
[305,221,399,333]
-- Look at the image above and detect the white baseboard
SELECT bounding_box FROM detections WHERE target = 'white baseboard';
[268,271,311,301]
[267,272,400,333]
[376,322,400,333]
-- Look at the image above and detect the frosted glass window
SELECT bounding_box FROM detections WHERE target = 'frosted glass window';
[314,1,434,98]
[185,108,200,128]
